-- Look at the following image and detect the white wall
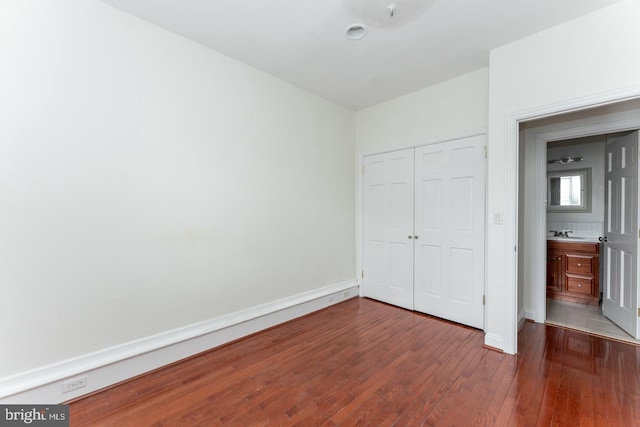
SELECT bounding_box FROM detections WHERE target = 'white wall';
[355,68,489,154]
[546,137,605,223]
[488,0,640,353]
[0,0,355,382]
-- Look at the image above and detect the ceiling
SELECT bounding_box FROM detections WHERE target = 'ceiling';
[98,0,623,110]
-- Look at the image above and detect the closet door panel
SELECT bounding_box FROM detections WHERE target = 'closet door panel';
[362,149,415,310]
[414,135,486,329]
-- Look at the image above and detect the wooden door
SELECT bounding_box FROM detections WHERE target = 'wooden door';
[362,149,415,310]
[603,131,639,339]
[413,135,486,329]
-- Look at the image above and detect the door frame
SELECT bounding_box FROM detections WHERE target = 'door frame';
[505,85,640,354]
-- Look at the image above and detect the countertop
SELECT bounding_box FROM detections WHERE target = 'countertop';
[546,236,601,243]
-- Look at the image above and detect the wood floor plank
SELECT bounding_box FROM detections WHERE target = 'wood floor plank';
[69,298,640,426]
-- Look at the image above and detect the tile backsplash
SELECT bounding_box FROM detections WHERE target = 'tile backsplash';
[547,221,603,238]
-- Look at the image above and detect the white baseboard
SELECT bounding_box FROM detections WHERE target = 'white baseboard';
[484,333,505,352]
[517,311,526,331]
[524,309,536,321]
[0,280,359,404]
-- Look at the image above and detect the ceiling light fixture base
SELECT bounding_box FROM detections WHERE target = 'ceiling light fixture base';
[345,24,368,40]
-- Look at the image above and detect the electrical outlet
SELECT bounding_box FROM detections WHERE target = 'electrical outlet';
[493,211,503,225]
[62,376,87,393]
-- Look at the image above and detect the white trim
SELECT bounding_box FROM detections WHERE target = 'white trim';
[0,280,359,404]
[359,128,487,158]
[357,145,364,299]
[533,137,548,324]
[503,115,519,355]
[524,309,536,320]
[517,311,526,331]
[484,333,504,350]
[504,84,640,355]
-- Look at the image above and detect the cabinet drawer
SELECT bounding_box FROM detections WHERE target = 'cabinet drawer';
[566,255,595,274]
[566,276,593,295]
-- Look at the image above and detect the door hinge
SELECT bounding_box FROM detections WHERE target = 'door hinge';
[638,307,640,317]
[483,295,486,305]
[483,146,487,158]
[361,270,364,278]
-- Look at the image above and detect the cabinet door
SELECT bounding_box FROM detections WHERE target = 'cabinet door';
[546,250,563,293]
[362,149,415,310]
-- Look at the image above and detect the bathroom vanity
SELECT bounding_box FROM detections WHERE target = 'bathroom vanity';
[546,239,600,306]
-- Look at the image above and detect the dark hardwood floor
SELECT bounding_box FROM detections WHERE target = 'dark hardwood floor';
[69,297,640,426]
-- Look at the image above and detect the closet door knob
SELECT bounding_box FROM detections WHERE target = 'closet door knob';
[577,263,582,267]
[414,236,419,239]
[408,236,413,239]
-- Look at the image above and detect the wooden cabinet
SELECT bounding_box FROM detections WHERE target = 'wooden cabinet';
[546,240,600,306]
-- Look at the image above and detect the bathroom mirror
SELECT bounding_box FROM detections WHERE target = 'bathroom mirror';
[547,168,591,212]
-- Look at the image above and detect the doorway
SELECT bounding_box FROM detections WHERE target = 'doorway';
[517,98,640,343]
[543,132,640,343]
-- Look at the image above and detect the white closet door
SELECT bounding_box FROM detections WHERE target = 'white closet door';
[413,135,485,329]
[362,149,415,310]
[603,131,639,339]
